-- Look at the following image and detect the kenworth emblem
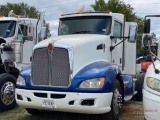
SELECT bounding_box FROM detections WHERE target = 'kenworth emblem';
[48,43,53,54]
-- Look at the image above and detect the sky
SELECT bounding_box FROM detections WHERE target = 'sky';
[0,0,160,37]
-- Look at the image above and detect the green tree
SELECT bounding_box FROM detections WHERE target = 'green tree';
[91,0,144,57]
[0,2,51,38]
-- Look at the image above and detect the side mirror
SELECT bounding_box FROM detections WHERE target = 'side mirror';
[142,34,159,46]
[40,27,47,39]
[144,19,150,33]
[128,23,138,43]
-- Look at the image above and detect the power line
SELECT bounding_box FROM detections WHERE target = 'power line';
[45,10,79,17]
[37,1,160,10]
[44,11,160,17]
[136,13,160,14]
[37,0,90,9]
[130,3,160,5]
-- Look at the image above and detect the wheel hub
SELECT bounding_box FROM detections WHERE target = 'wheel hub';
[113,89,122,115]
[1,82,15,105]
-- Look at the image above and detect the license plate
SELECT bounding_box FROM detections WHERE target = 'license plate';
[42,99,55,108]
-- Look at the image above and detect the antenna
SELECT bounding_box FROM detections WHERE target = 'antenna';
[79,5,85,13]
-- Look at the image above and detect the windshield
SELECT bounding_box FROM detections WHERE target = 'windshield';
[0,21,16,37]
[58,16,111,35]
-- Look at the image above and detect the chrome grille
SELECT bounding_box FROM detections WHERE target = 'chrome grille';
[31,47,70,87]
[32,48,49,85]
[51,48,70,86]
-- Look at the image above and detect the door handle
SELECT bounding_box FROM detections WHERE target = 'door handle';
[97,44,105,52]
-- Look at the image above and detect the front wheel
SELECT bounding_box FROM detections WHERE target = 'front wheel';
[102,80,122,120]
[0,73,16,111]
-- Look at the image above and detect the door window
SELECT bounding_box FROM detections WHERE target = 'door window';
[113,21,122,37]
[18,24,28,41]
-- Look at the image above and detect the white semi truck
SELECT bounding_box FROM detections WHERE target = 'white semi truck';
[0,10,47,110]
[16,11,139,120]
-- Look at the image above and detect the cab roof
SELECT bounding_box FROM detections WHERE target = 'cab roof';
[60,12,124,23]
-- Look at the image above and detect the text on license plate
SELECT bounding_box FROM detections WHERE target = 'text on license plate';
[42,99,55,108]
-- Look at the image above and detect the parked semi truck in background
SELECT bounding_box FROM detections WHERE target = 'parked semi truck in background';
[142,15,160,120]
[0,10,47,110]
[16,11,139,120]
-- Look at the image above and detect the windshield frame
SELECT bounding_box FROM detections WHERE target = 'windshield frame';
[58,16,112,36]
[0,20,16,38]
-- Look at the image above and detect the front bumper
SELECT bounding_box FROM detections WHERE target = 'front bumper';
[16,89,113,114]
[143,89,160,120]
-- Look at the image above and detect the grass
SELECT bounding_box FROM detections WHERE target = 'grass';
[0,101,144,120]
[120,101,144,120]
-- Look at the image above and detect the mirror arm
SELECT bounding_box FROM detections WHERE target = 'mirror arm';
[148,43,160,74]
[110,36,129,51]
[149,49,160,61]
[110,36,130,39]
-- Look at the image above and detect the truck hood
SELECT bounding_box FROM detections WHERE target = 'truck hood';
[33,34,111,76]
[34,34,109,49]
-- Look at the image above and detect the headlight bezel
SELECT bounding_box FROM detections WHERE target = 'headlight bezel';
[16,75,26,86]
[79,77,105,89]
[146,77,160,92]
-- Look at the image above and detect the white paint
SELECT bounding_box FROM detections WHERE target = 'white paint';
[33,34,110,77]
[122,22,137,75]
[0,15,44,71]
[16,89,112,114]
[143,60,160,120]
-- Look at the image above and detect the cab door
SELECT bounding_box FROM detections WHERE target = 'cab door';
[111,20,123,67]
[18,24,35,63]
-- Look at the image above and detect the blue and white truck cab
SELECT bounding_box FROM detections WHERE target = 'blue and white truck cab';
[15,11,138,120]
[142,15,160,120]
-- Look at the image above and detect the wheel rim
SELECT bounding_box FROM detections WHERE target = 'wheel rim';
[113,89,122,115]
[1,81,15,105]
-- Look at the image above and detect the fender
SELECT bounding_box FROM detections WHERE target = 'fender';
[123,75,134,96]
[72,61,122,93]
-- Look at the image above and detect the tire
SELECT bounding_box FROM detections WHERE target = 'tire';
[0,73,17,111]
[135,73,145,101]
[101,80,122,120]
[26,108,42,115]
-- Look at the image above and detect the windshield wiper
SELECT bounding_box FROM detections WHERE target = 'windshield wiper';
[73,31,91,34]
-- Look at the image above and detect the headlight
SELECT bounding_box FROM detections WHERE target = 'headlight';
[16,75,26,86]
[146,77,160,92]
[79,77,105,88]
